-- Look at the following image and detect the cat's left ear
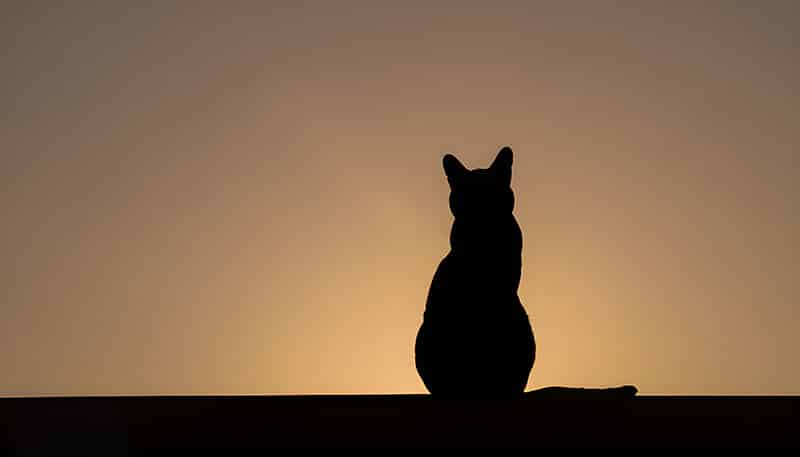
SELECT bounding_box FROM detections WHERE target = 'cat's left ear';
[490,146,513,185]
[443,153,468,185]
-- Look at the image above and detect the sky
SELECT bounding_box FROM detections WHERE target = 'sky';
[1,1,798,396]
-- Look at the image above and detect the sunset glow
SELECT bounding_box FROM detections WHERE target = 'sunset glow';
[2,2,798,396]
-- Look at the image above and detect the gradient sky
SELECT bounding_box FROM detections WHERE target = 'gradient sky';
[2,2,798,396]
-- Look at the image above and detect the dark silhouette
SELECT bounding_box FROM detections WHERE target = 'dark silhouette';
[415,146,536,399]
[4,149,794,454]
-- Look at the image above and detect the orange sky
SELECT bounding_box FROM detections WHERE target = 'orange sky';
[2,2,798,396]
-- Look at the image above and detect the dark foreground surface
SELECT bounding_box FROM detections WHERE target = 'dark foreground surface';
[2,388,797,453]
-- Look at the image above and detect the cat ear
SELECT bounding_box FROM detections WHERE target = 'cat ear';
[490,146,513,184]
[443,154,468,183]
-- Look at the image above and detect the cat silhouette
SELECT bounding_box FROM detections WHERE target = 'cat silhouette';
[415,146,536,399]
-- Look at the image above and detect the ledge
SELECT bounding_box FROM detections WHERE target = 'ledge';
[2,391,797,452]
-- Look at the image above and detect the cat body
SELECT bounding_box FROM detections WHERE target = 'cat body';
[415,147,535,399]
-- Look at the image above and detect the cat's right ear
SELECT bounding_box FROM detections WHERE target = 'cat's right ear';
[443,154,467,185]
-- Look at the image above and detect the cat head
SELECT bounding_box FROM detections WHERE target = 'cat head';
[443,146,515,219]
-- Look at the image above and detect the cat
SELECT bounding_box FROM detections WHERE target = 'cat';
[415,146,536,399]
